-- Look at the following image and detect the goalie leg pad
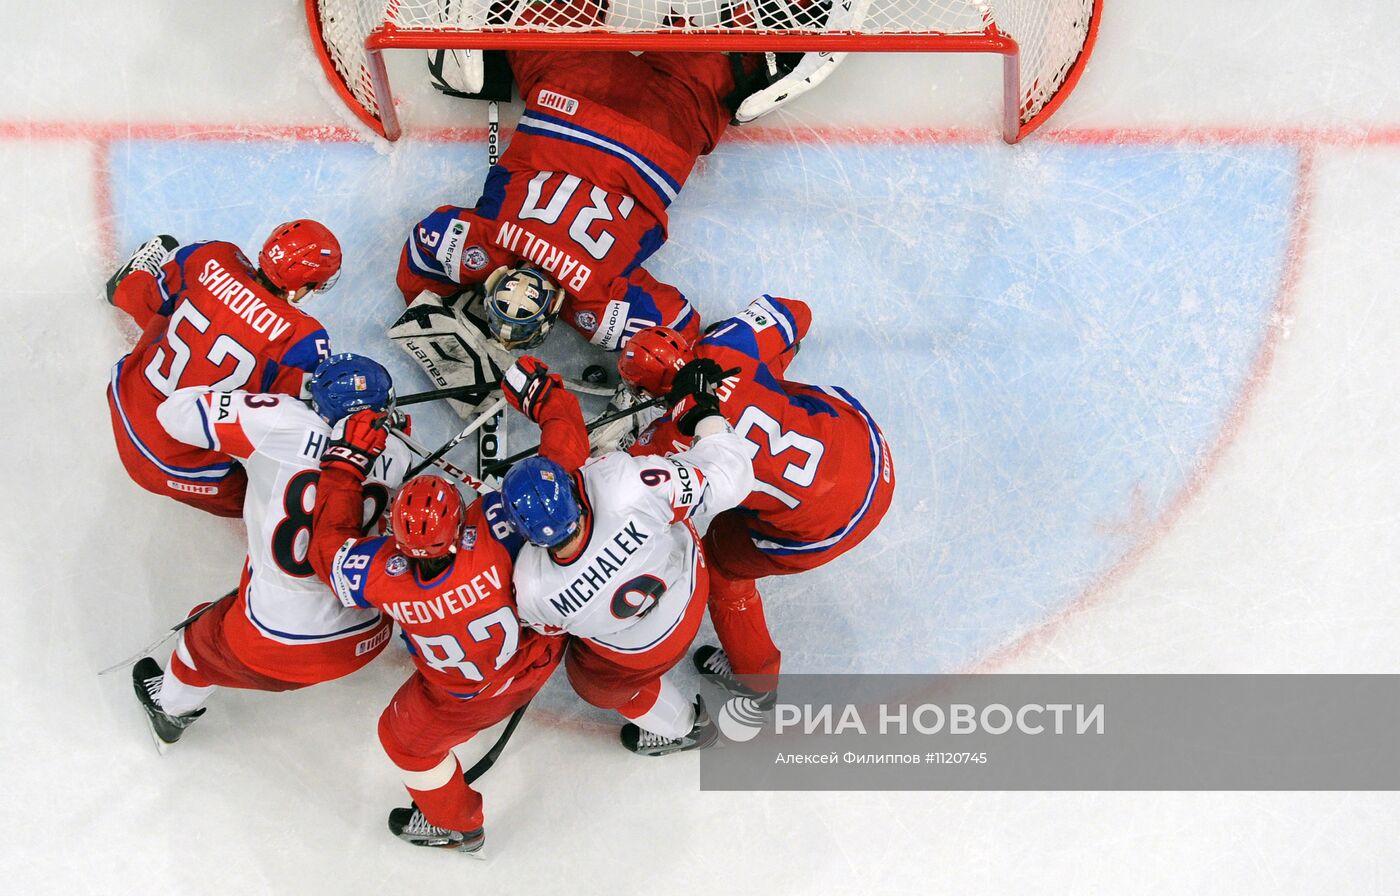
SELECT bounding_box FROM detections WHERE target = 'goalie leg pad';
[388,291,518,421]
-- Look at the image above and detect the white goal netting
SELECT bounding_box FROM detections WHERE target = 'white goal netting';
[309,0,1099,141]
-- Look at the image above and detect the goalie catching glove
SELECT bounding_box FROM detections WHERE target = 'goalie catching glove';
[321,410,387,479]
[728,1,866,123]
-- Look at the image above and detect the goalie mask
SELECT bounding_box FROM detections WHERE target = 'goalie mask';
[483,265,565,350]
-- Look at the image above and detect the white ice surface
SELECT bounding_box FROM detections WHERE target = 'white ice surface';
[3,2,1399,894]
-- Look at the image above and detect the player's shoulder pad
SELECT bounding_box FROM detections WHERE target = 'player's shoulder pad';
[170,240,218,271]
[411,206,491,283]
[478,492,526,560]
[279,325,331,374]
[737,295,803,345]
[216,390,318,459]
[331,535,392,609]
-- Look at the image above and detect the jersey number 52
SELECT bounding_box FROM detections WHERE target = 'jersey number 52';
[144,302,257,396]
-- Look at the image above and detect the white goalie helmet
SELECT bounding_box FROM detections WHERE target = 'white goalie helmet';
[483,264,566,350]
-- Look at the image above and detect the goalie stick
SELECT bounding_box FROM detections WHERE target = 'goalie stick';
[406,396,509,481]
[477,101,506,483]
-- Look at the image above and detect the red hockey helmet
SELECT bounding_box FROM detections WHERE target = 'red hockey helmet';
[259,219,342,296]
[391,475,465,559]
[618,326,693,397]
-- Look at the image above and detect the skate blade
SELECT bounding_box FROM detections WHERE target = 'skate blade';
[142,717,174,756]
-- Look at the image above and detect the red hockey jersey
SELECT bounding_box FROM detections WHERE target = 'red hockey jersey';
[631,295,895,556]
[396,87,702,350]
[315,481,555,699]
[109,240,330,485]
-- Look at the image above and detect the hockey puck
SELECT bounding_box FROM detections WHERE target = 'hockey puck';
[582,364,609,386]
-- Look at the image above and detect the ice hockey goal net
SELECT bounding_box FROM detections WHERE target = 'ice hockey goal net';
[307,0,1100,143]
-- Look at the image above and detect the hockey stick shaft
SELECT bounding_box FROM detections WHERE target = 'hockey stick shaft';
[463,700,530,784]
[479,366,740,477]
[405,396,508,481]
[480,394,669,477]
[395,381,501,408]
[97,590,234,676]
[390,428,493,492]
[388,375,611,410]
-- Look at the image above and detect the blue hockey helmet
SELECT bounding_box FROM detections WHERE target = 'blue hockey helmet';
[483,264,565,350]
[308,353,394,423]
[500,456,582,548]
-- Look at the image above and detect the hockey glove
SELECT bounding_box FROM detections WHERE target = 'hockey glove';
[503,355,563,423]
[321,409,387,479]
[668,358,728,437]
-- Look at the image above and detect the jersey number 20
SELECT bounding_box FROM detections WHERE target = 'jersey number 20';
[517,171,635,262]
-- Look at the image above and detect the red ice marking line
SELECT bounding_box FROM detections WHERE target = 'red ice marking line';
[2,118,1399,147]
[91,137,116,270]
[969,140,1319,673]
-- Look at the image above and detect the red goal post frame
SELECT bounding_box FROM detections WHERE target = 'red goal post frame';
[305,2,1101,144]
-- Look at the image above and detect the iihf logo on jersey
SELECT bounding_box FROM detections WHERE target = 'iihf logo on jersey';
[574,311,598,332]
[385,555,409,576]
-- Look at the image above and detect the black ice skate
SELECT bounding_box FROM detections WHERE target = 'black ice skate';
[620,695,719,757]
[106,234,180,304]
[692,644,773,699]
[387,805,485,855]
[131,657,204,752]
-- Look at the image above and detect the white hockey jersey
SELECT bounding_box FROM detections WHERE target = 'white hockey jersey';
[158,387,413,644]
[513,419,754,655]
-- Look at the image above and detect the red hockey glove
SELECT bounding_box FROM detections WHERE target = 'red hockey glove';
[321,409,387,479]
[503,355,564,423]
[667,358,727,437]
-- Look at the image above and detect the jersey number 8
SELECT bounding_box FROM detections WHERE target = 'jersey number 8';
[272,471,389,578]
